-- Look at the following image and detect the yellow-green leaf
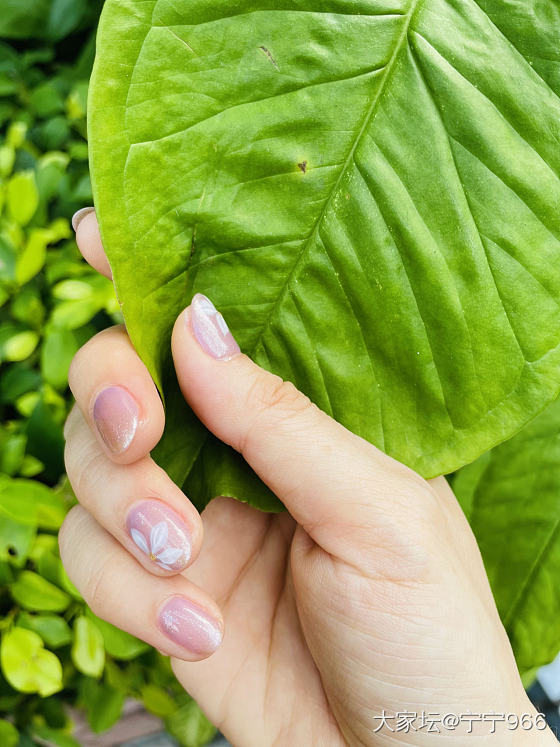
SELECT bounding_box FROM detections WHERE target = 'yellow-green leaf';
[72,616,105,678]
[11,570,70,612]
[7,171,39,227]
[1,627,63,697]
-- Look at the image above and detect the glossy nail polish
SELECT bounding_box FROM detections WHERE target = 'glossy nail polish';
[158,597,223,655]
[72,206,95,232]
[92,386,138,454]
[190,293,240,361]
[127,501,191,571]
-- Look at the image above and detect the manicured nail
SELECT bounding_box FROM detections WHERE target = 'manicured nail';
[127,500,191,572]
[190,293,240,361]
[71,206,95,232]
[92,386,138,454]
[158,597,223,655]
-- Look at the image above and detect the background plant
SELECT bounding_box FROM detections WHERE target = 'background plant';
[0,2,215,744]
[1,0,560,745]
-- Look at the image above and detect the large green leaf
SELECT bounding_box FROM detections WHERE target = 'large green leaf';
[453,396,560,674]
[90,0,560,508]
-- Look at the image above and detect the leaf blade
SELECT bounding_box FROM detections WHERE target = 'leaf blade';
[90,0,560,506]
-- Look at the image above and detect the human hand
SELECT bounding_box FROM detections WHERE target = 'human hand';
[60,209,554,746]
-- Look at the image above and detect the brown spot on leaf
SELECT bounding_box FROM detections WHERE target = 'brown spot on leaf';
[258,46,279,71]
[298,161,307,174]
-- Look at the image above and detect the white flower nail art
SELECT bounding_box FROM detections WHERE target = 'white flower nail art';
[131,521,184,570]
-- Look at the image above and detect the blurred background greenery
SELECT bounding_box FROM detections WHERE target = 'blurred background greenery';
[0,2,215,745]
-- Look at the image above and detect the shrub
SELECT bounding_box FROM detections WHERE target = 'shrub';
[0,3,214,744]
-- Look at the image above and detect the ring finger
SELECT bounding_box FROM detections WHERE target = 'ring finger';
[59,506,223,661]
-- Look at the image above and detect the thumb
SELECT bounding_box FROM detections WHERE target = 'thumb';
[171,294,429,539]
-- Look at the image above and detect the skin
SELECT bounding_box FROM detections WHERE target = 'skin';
[59,211,556,746]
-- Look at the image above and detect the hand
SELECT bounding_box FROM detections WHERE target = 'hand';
[60,209,554,746]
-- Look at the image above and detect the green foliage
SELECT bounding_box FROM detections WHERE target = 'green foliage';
[454,396,560,676]
[4,0,560,743]
[0,4,216,745]
[90,0,560,511]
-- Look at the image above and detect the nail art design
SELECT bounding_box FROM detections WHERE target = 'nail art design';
[158,596,223,655]
[190,293,240,361]
[127,501,191,572]
[92,386,138,454]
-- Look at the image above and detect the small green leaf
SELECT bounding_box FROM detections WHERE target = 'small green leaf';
[0,235,16,284]
[6,122,27,150]
[29,82,65,118]
[32,726,79,747]
[36,153,69,203]
[41,327,78,390]
[10,288,45,327]
[11,571,70,612]
[0,365,41,404]
[19,455,44,478]
[0,434,26,476]
[0,562,14,585]
[141,684,176,717]
[0,478,66,529]
[16,231,48,285]
[0,719,18,747]
[17,613,72,649]
[46,0,87,42]
[66,82,88,121]
[71,617,105,678]
[36,551,82,601]
[164,697,216,747]
[0,145,15,178]
[50,299,103,329]
[85,609,149,660]
[26,397,65,482]
[7,171,39,227]
[0,325,39,363]
[29,533,59,563]
[1,627,63,697]
[81,679,125,733]
[0,517,35,567]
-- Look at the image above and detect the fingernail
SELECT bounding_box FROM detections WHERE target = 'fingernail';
[72,206,95,232]
[190,293,240,361]
[158,597,223,656]
[92,386,139,454]
[127,500,191,572]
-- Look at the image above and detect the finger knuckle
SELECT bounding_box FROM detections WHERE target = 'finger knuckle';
[241,373,314,454]
[255,375,312,421]
[83,548,121,616]
[58,505,89,571]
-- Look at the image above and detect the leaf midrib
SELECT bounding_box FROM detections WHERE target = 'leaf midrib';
[248,0,423,358]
